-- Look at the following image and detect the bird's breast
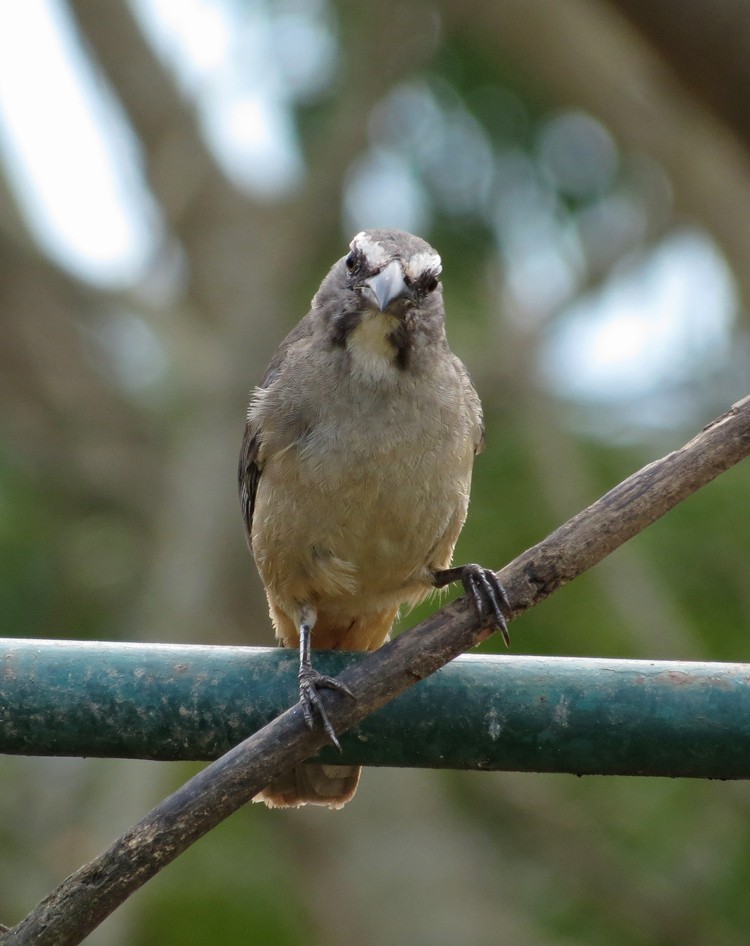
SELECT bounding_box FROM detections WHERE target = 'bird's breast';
[253,383,474,611]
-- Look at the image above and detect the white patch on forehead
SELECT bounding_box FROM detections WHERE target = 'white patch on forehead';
[351,232,389,268]
[405,251,442,281]
[351,233,442,282]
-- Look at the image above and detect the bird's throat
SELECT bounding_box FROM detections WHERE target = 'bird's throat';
[345,312,400,383]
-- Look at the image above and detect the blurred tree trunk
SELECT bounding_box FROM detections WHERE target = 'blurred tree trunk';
[609,0,750,150]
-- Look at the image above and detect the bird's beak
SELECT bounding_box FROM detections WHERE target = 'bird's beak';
[363,259,410,312]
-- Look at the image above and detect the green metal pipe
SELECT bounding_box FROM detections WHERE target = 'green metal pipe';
[2,637,750,778]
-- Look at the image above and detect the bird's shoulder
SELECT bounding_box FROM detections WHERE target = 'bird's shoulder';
[258,310,319,388]
[452,354,485,455]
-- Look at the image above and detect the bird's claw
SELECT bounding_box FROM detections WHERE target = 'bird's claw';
[462,564,511,646]
[298,664,355,751]
[434,563,511,646]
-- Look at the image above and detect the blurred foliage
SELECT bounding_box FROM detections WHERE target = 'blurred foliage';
[2,0,750,944]
[133,804,313,946]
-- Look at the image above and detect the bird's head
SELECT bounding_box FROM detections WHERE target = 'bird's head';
[343,229,442,314]
[313,229,446,375]
[313,229,443,315]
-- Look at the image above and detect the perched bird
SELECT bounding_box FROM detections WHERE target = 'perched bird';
[239,228,508,808]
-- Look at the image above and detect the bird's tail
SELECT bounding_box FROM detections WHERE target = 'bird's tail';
[255,763,361,809]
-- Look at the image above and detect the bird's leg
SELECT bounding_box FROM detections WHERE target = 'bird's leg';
[297,606,355,751]
[432,564,512,647]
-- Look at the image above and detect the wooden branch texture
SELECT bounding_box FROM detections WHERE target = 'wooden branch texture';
[3,395,750,946]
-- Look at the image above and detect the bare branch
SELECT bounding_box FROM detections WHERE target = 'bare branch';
[3,394,750,946]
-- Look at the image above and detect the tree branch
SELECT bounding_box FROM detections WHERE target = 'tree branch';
[3,394,750,946]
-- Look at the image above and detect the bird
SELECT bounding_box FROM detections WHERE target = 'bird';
[239,228,509,808]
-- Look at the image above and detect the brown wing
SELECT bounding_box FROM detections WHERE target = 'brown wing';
[238,423,261,546]
[237,313,316,545]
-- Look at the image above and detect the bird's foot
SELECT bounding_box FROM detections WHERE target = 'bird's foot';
[298,663,355,751]
[433,563,511,647]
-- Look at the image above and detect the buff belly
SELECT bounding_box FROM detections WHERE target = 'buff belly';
[252,441,472,651]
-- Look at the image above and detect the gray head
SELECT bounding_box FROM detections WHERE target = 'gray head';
[313,229,446,371]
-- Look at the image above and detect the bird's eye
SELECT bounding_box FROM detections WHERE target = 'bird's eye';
[345,252,357,272]
[423,275,439,294]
